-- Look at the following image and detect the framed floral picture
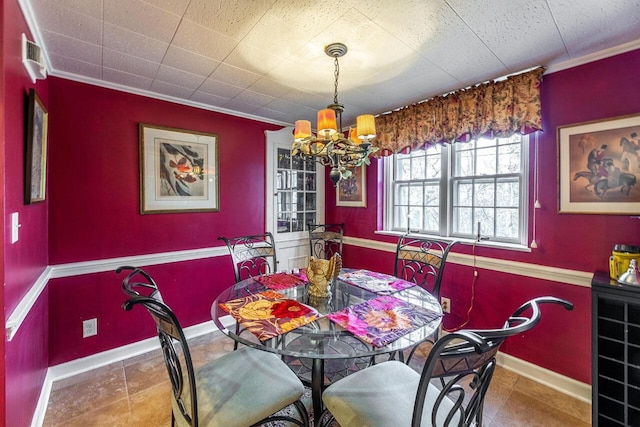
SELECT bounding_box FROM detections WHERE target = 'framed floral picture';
[24,88,48,204]
[336,165,366,207]
[139,123,219,214]
[558,113,640,214]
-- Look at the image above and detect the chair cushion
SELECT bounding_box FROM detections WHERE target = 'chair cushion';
[175,346,304,427]
[322,360,459,427]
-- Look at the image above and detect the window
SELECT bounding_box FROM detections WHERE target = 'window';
[385,134,529,245]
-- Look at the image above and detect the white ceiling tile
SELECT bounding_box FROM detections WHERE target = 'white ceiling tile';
[30,1,103,45]
[103,68,153,90]
[155,65,207,90]
[103,23,169,63]
[220,98,261,114]
[248,77,294,98]
[232,90,276,108]
[183,0,273,39]
[172,19,238,61]
[103,48,159,79]
[47,53,102,79]
[40,29,102,66]
[104,0,181,42]
[224,43,285,75]
[190,90,230,107]
[252,106,296,123]
[281,89,333,114]
[198,79,245,98]
[448,0,566,73]
[550,0,640,57]
[209,63,261,88]
[162,46,220,77]
[150,80,195,98]
[37,0,103,19]
[142,0,190,16]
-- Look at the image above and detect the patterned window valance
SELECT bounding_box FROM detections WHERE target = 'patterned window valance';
[374,67,544,156]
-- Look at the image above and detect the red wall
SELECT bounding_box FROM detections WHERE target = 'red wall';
[46,79,282,364]
[48,79,279,263]
[3,0,51,425]
[327,49,640,385]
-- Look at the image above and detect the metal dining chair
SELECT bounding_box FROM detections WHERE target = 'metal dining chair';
[121,295,310,427]
[318,296,573,427]
[218,232,278,282]
[394,234,458,300]
[308,223,344,260]
[116,265,164,301]
[392,234,458,363]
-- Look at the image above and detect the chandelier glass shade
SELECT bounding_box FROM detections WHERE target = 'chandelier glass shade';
[291,43,378,186]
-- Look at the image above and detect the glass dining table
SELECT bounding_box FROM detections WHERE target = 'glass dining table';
[210,269,442,420]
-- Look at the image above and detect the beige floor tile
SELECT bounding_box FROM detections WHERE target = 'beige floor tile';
[123,352,168,395]
[51,361,124,391]
[513,376,592,424]
[129,382,173,427]
[44,364,128,425]
[490,389,590,427]
[50,398,133,427]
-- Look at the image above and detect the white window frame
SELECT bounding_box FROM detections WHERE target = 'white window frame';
[383,135,529,247]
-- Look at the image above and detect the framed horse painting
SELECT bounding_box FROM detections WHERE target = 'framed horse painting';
[558,113,640,214]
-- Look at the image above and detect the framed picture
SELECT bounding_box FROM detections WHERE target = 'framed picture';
[24,88,48,204]
[336,165,367,207]
[139,123,219,214]
[558,114,640,214]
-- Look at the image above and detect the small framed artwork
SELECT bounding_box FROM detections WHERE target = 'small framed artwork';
[139,123,219,214]
[558,113,640,214]
[336,165,367,207]
[24,88,48,204]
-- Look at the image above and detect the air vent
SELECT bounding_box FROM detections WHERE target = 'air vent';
[22,33,47,83]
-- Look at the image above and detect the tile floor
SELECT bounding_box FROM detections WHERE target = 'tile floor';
[43,331,591,426]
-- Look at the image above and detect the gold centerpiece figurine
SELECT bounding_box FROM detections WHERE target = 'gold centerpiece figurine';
[307,253,342,298]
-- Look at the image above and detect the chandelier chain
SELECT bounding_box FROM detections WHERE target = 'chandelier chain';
[333,56,340,105]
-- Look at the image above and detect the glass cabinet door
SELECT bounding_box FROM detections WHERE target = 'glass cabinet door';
[266,127,325,271]
[276,148,318,233]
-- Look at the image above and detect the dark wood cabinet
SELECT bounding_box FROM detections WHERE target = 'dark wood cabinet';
[592,271,640,426]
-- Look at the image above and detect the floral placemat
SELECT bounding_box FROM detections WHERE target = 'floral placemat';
[326,295,441,348]
[219,290,321,341]
[253,271,308,290]
[338,269,414,295]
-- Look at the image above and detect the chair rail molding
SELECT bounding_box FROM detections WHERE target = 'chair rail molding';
[6,246,229,341]
[343,236,593,288]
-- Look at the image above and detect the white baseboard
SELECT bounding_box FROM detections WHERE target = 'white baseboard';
[30,321,218,427]
[496,352,591,403]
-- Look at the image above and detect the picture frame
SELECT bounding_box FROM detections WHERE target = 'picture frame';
[558,113,640,214]
[139,123,219,214]
[336,165,367,207]
[24,88,48,204]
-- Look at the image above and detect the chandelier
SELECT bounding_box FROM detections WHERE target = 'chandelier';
[291,42,378,186]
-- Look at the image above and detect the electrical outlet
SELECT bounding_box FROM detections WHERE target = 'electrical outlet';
[441,297,451,314]
[83,318,97,338]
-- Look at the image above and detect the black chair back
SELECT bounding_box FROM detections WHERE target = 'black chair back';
[412,297,573,427]
[116,265,163,301]
[218,233,277,282]
[308,223,344,260]
[123,296,198,426]
[394,234,457,299]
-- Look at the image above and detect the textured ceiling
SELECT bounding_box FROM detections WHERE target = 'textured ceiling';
[20,0,640,126]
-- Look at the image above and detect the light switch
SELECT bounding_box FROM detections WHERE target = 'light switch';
[11,212,20,244]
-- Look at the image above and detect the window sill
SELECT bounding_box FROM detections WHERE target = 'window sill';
[374,230,532,253]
